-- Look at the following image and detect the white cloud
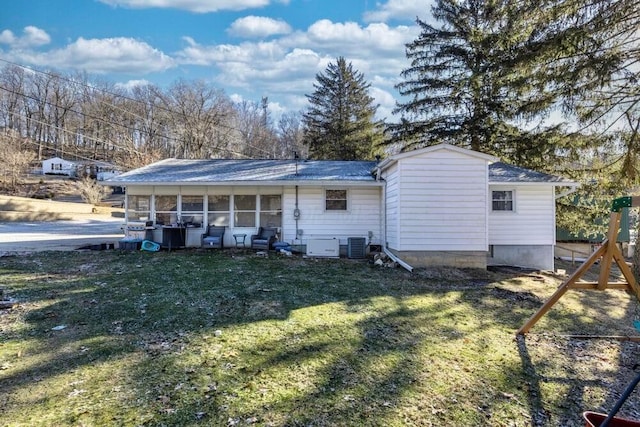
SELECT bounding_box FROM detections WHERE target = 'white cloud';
[0,30,15,45]
[228,16,292,38]
[97,0,289,13]
[0,26,51,48]
[19,37,175,75]
[266,100,287,120]
[176,18,418,121]
[369,86,397,120]
[364,0,433,23]
[115,79,152,91]
[304,20,415,54]
[229,93,245,103]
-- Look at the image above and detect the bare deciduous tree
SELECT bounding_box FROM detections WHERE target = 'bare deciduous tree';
[0,130,36,192]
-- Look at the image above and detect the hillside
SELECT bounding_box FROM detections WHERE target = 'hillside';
[1,174,124,221]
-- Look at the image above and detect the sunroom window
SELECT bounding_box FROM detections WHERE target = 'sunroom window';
[234,195,256,227]
[260,195,282,227]
[155,195,178,225]
[208,195,230,227]
[126,195,150,221]
[181,195,203,227]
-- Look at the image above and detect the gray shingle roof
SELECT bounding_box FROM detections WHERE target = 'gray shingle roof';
[107,159,379,184]
[107,158,575,186]
[489,162,574,184]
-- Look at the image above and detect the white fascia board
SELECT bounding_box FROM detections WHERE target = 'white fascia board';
[106,180,383,188]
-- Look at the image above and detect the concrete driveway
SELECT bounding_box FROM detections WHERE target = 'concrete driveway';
[0,216,125,253]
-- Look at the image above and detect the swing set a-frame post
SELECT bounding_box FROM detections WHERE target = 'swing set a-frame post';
[517,196,640,336]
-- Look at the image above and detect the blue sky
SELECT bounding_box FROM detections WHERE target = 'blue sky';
[0,0,434,121]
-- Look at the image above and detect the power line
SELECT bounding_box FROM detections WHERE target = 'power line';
[3,109,260,163]
[0,58,282,158]
[0,84,175,147]
[3,109,142,160]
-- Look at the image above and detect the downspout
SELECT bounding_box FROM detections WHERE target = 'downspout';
[384,247,414,272]
[293,153,301,243]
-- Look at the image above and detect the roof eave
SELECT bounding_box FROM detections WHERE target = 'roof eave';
[489,181,579,187]
[105,180,383,187]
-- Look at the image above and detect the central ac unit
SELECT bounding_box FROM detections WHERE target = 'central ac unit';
[348,237,366,259]
[306,238,339,258]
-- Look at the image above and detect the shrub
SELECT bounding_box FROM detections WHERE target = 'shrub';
[76,176,107,205]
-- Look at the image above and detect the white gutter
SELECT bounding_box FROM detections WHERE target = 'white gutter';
[105,180,384,188]
[383,247,414,272]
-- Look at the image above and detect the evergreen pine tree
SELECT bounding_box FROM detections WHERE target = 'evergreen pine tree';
[389,0,638,170]
[302,57,384,160]
[389,0,559,163]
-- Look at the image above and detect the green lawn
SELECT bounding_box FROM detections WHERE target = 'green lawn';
[1,250,640,426]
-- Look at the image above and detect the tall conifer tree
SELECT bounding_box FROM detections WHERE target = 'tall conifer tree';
[302,57,384,160]
[389,0,638,170]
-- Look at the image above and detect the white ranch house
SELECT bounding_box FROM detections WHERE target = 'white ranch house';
[42,157,121,179]
[106,144,577,270]
[42,157,78,176]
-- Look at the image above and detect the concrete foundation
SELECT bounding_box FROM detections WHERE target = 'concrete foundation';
[488,245,554,271]
[386,249,487,269]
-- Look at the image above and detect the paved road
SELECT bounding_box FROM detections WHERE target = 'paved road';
[0,216,125,252]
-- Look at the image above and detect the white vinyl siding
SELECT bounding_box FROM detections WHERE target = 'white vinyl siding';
[42,157,77,176]
[282,186,382,244]
[489,185,555,245]
[388,149,490,251]
[384,163,399,249]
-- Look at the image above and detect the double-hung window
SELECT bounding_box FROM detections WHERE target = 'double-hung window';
[260,195,282,227]
[492,190,514,211]
[325,189,347,211]
[208,195,230,227]
[155,195,178,225]
[126,195,150,221]
[181,195,203,227]
[234,195,256,227]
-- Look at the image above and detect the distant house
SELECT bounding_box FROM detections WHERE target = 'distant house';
[107,144,577,270]
[76,160,121,181]
[42,157,78,176]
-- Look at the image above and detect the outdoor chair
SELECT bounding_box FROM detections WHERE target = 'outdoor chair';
[250,226,278,250]
[201,225,225,249]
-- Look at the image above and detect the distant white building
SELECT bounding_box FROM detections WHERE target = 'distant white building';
[41,157,122,179]
[42,157,77,176]
[75,160,121,180]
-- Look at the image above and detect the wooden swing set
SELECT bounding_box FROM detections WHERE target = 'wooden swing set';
[517,196,640,336]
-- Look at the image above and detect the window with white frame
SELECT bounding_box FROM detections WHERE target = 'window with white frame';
[492,190,514,211]
[234,195,256,227]
[260,195,282,227]
[181,195,203,227]
[126,195,151,221]
[155,195,178,225]
[325,189,347,211]
[207,195,230,226]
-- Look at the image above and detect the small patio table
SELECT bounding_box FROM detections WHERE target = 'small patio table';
[233,233,247,248]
